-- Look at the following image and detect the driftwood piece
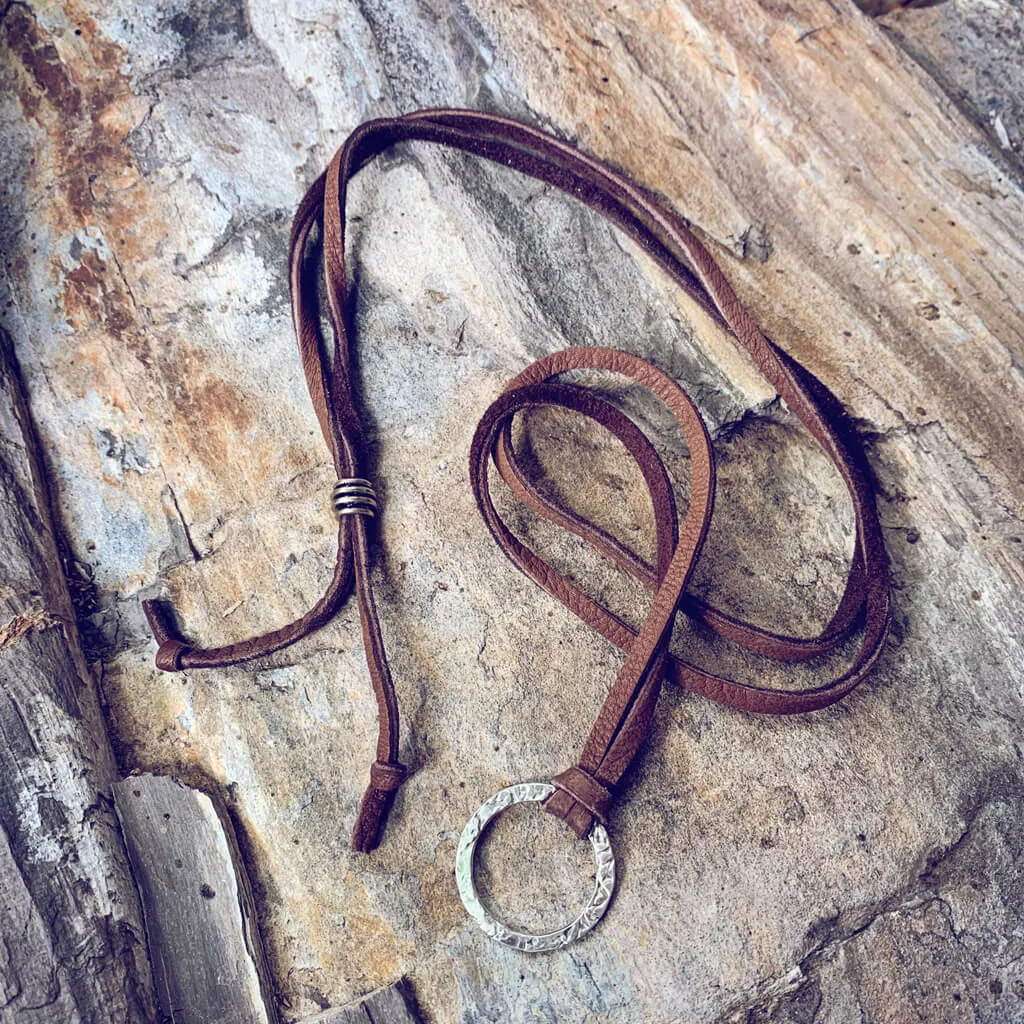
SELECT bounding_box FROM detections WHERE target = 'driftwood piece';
[0,329,155,1021]
[302,979,422,1024]
[112,773,279,1024]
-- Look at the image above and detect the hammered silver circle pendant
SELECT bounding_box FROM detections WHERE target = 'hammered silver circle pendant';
[455,782,616,951]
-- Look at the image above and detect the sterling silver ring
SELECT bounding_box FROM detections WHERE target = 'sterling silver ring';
[454,782,616,951]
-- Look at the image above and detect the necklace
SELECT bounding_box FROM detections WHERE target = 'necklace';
[144,109,891,951]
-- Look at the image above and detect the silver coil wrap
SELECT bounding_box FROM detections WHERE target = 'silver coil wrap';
[332,478,378,518]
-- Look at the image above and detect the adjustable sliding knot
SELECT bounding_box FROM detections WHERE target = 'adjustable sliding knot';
[546,766,614,838]
[332,478,378,518]
[351,759,408,854]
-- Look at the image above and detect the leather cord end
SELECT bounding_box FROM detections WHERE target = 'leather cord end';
[351,760,408,853]
[143,599,192,672]
[545,766,613,838]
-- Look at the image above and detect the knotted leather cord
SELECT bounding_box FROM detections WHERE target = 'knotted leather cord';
[144,108,891,851]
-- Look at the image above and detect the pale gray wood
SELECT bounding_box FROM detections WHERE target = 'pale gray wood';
[0,819,78,1023]
[361,980,422,1024]
[113,773,279,1024]
[879,0,1024,181]
[301,978,421,1024]
[0,329,156,1023]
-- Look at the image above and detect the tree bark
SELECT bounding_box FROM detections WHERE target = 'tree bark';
[0,330,156,1023]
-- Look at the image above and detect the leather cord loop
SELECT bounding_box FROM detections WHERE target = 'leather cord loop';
[143,108,891,852]
[469,352,715,836]
[550,767,614,827]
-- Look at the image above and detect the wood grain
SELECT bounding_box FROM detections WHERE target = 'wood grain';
[0,329,156,1022]
[113,773,279,1024]
[480,0,1024,513]
[301,978,421,1024]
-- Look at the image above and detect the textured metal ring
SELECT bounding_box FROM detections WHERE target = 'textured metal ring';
[455,782,616,952]
[332,478,377,518]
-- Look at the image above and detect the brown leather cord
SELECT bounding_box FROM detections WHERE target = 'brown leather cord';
[144,109,891,851]
[469,354,715,836]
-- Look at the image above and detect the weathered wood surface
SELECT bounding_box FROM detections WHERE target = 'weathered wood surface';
[0,330,156,1022]
[880,0,1024,179]
[113,773,278,1024]
[2,1,1023,1022]
[302,979,421,1024]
